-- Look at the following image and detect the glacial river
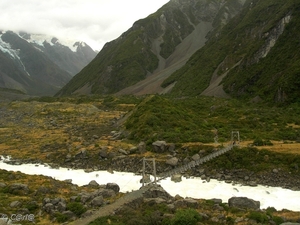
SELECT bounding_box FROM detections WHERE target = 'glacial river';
[0,156,299,211]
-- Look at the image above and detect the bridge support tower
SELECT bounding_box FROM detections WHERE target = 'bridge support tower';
[142,158,157,187]
[231,131,240,145]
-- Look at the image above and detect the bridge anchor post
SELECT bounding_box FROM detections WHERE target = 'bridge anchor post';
[142,158,157,186]
[231,131,240,145]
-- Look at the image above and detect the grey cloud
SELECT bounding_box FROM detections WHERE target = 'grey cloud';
[0,0,169,50]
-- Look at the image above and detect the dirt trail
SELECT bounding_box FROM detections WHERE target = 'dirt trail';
[68,186,150,225]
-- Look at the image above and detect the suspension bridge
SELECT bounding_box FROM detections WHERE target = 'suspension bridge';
[142,131,240,185]
[70,131,240,225]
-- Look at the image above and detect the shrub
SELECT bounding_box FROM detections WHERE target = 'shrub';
[226,216,235,225]
[171,209,202,225]
[25,201,39,213]
[248,211,269,223]
[66,202,86,217]
[253,138,264,146]
[272,216,284,225]
[55,212,69,223]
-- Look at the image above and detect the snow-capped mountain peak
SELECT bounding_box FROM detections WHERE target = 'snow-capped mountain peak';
[18,32,82,52]
[0,30,97,96]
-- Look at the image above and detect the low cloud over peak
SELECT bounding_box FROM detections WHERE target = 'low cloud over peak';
[0,0,169,50]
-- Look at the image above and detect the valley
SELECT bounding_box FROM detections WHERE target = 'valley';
[1,0,300,224]
[0,95,300,224]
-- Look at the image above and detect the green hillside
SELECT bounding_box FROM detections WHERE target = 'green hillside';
[124,95,300,144]
[162,0,300,103]
[56,0,300,104]
[56,0,245,96]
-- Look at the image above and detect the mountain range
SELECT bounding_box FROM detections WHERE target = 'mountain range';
[0,31,97,96]
[56,0,300,104]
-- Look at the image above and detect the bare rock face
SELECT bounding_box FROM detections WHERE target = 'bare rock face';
[228,197,260,210]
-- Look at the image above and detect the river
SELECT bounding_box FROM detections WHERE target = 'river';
[0,156,299,211]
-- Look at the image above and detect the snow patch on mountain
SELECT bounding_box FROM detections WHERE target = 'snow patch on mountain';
[0,33,31,76]
[18,32,80,52]
[0,33,19,59]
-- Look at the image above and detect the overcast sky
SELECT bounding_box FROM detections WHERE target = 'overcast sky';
[0,0,169,51]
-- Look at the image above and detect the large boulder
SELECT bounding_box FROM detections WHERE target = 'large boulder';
[152,141,167,152]
[168,143,176,152]
[9,183,29,195]
[91,196,104,207]
[79,193,92,203]
[143,185,172,200]
[228,197,260,210]
[43,203,55,213]
[166,157,179,166]
[75,148,87,159]
[10,201,22,208]
[106,183,120,193]
[88,180,99,188]
[140,174,151,184]
[171,174,182,183]
[57,201,67,212]
[174,198,198,208]
[96,188,116,198]
[191,154,200,161]
[99,148,108,158]
[138,142,146,153]
[118,148,128,155]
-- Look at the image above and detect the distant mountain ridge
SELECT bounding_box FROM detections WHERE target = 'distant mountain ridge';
[56,0,300,104]
[0,31,97,96]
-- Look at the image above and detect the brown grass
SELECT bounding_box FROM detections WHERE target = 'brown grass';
[0,101,133,161]
[240,140,300,155]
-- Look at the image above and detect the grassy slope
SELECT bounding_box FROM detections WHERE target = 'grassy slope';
[125,95,300,144]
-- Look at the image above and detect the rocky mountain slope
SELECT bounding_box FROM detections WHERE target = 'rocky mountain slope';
[162,0,300,103]
[56,0,245,96]
[0,31,96,96]
[57,0,300,104]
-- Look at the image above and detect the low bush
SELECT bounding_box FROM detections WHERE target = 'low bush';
[55,212,69,223]
[170,209,202,225]
[248,211,269,223]
[66,202,86,217]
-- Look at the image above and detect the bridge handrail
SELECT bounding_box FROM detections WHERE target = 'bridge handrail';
[154,144,235,182]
